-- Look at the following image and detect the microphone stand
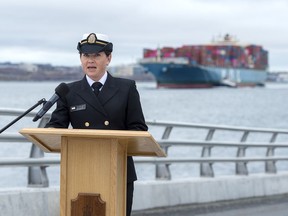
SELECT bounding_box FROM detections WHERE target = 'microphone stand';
[0,98,46,134]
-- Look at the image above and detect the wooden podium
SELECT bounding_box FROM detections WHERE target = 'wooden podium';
[20,128,165,216]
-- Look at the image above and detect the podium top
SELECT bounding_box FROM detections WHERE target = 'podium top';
[20,128,166,157]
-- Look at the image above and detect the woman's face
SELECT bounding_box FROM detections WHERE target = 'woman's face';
[80,52,112,81]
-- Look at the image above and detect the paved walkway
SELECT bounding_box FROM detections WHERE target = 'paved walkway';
[132,194,288,216]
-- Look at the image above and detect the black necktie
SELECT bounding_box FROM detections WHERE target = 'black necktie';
[92,82,103,96]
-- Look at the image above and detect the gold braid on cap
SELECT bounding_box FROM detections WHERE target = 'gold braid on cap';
[80,33,108,46]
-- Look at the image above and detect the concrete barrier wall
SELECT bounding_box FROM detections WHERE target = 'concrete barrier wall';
[1,172,288,216]
[133,172,288,210]
[0,187,59,216]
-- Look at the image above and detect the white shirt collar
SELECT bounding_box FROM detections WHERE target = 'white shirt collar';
[86,72,108,88]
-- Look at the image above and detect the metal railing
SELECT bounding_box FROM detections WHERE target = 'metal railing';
[146,120,288,179]
[1,108,288,187]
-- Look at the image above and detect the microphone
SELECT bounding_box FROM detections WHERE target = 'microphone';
[33,83,69,122]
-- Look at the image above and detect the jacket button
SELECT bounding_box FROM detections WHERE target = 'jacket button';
[104,121,109,126]
[85,122,90,127]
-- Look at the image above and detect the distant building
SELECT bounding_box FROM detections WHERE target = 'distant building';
[267,71,288,82]
[109,64,155,81]
[19,63,38,73]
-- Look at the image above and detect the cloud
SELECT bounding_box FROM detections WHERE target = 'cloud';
[0,0,287,70]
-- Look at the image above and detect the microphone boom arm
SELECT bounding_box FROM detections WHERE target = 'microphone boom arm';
[0,98,46,134]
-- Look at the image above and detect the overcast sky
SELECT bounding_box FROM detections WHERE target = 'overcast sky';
[0,0,287,71]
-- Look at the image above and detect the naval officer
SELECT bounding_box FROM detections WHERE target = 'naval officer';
[45,32,148,216]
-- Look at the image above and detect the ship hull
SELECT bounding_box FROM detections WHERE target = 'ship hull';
[140,62,267,88]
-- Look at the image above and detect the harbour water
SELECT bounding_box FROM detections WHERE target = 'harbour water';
[0,81,288,187]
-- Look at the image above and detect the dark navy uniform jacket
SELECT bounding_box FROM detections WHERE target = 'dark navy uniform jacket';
[45,73,148,182]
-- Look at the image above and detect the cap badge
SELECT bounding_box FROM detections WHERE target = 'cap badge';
[87,33,97,44]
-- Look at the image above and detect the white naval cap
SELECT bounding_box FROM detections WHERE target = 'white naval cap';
[77,33,113,53]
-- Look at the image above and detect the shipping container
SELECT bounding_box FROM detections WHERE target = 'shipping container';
[143,43,268,70]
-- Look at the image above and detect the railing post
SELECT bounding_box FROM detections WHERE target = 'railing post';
[236,131,249,175]
[200,129,215,177]
[156,126,172,180]
[28,116,50,187]
[265,132,278,173]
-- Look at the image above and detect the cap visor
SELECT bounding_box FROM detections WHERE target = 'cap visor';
[80,44,104,53]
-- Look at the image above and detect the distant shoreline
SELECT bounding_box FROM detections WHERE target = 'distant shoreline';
[0,62,155,82]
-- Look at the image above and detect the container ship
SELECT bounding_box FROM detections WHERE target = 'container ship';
[139,34,268,88]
